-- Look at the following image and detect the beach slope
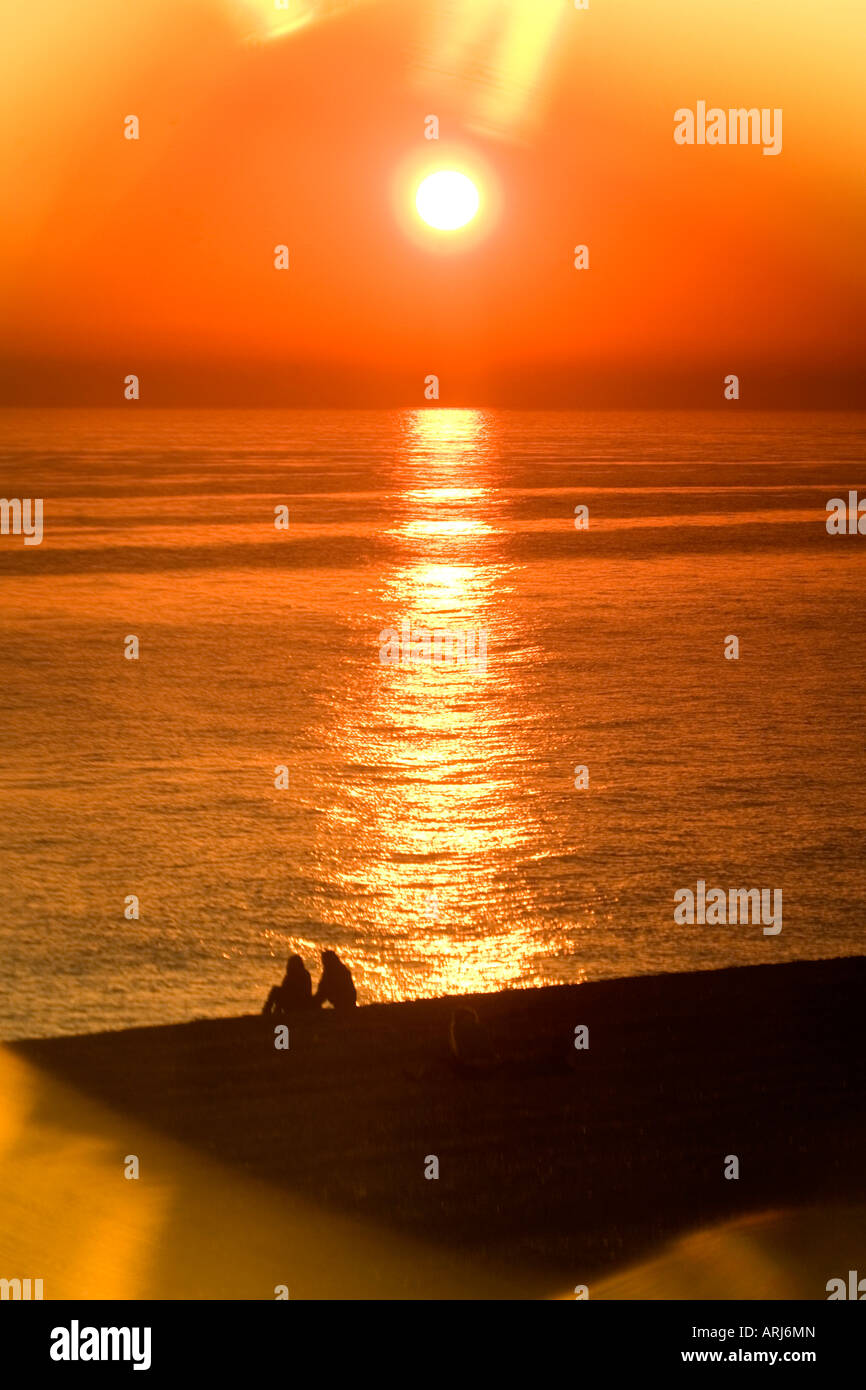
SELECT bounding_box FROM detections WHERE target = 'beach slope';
[4,957,864,1298]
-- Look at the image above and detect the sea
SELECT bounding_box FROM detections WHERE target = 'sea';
[0,407,863,1038]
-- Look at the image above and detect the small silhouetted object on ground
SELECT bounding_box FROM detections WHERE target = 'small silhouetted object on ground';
[449,1006,497,1071]
[262,954,313,1016]
[313,950,357,1011]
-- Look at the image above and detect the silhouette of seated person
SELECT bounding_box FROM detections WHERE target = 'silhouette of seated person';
[313,949,357,1011]
[262,954,313,1016]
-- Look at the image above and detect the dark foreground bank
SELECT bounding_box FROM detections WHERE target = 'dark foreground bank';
[11,956,865,1290]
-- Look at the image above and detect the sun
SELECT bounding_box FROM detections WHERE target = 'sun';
[415,170,480,231]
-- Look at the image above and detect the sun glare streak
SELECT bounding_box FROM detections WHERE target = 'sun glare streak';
[238,0,372,43]
[412,0,567,141]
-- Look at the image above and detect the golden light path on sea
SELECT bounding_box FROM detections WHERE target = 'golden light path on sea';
[325,408,556,1003]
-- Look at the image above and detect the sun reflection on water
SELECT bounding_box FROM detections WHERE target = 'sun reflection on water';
[324,409,558,1001]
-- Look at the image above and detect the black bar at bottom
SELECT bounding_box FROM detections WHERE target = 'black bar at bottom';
[2,1299,861,1375]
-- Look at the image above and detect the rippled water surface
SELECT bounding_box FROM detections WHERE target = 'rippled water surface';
[0,408,863,1038]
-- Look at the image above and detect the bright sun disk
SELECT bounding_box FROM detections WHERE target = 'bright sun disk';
[415,170,480,231]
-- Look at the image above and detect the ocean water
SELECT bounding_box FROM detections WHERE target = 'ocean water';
[0,407,863,1040]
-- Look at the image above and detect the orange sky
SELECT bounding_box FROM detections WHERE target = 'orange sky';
[1,0,864,405]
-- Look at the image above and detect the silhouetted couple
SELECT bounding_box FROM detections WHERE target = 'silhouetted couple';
[262,950,356,1016]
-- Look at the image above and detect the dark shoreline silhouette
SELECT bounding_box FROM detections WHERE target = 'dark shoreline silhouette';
[12,956,866,1291]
